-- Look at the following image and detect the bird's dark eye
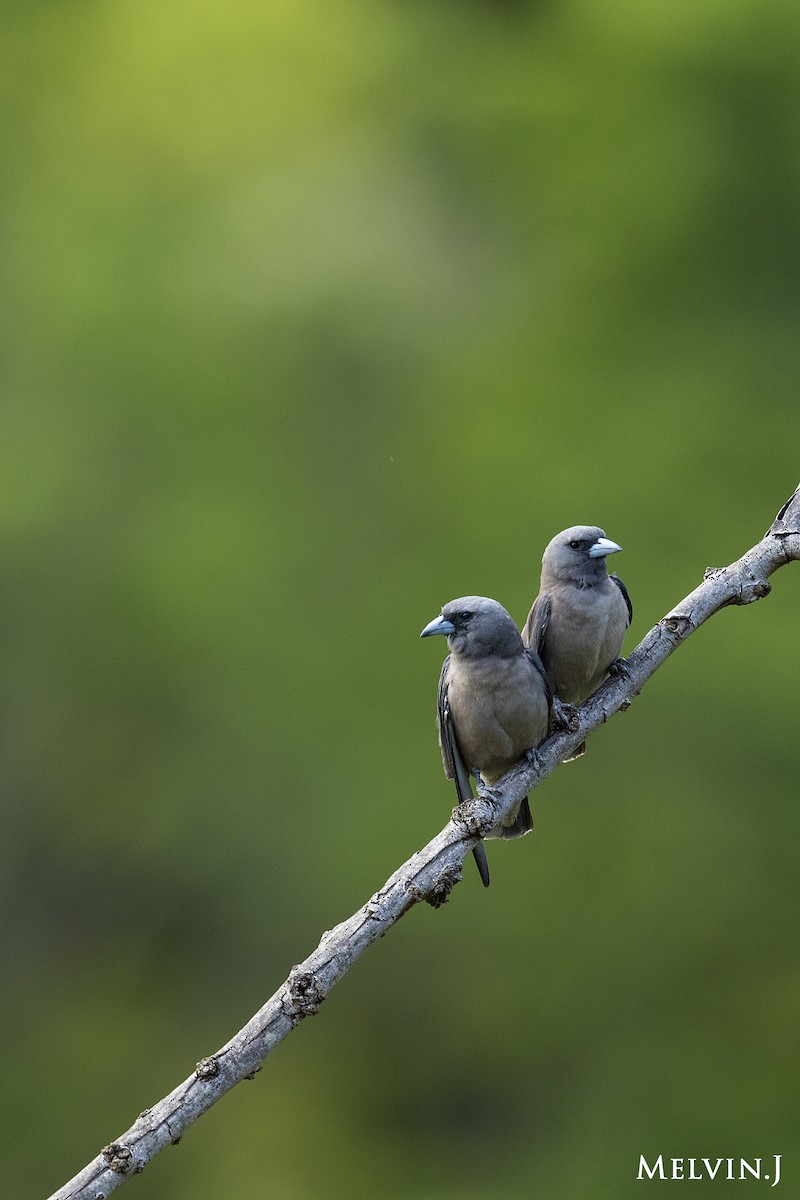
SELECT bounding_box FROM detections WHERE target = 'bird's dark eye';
[568,540,582,550]
[459,610,474,621]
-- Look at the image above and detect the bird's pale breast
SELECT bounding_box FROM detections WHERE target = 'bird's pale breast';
[447,654,549,783]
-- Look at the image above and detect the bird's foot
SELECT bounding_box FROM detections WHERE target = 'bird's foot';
[552,697,580,732]
[525,746,545,774]
[474,775,498,802]
[608,656,631,681]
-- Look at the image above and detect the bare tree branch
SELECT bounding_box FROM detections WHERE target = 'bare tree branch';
[48,483,800,1200]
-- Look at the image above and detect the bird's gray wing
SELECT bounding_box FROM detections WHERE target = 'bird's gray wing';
[523,645,554,716]
[610,573,633,625]
[521,591,551,655]
[437,657,469,798]
[436,657,490,888]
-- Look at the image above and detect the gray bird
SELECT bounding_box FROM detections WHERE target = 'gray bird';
[420,596,552,887]
[522,525,632,757]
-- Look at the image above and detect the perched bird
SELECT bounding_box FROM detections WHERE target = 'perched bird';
[522,525,632,757]
[420,596,552,887]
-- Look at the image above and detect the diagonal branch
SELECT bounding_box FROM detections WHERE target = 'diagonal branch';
[48,483,800,1200]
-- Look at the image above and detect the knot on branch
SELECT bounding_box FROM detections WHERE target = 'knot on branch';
[704,565,771,604]
[405,863,462,909]
[661,613,693,639]
[452,797,495,839]
[101,1142,140,1176]
[426,863,462,908]
[195,1055,220,1080]
[283,968,325,1023]
[736,576,771,604]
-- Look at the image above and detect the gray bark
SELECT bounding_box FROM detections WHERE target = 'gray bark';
[48,483,800,1200]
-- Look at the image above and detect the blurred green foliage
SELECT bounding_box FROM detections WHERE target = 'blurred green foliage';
[2,1,799,1197]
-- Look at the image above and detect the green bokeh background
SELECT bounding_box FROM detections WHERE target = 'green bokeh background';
[3,2,799,1197]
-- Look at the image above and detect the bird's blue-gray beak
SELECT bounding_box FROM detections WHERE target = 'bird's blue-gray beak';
[588,536,622,558]
[420,614,456,638]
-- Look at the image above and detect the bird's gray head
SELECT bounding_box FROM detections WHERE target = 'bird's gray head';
[541,525,622,586]
[420,595,523,658]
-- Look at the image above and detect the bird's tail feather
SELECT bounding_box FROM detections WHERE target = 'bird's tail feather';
[497,796,533,839]
[472,843,490,887]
